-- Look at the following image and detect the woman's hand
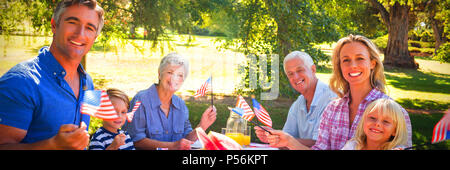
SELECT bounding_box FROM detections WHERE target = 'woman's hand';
[198,105,217,130]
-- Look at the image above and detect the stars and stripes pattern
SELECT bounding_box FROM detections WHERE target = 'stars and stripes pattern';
[236,95,255,121]
[126,101,141,122]
[229,107,245,117]
[431,119,449,143]
[251,98,272,128]
[194,76,211,98]
[81,90,119,120]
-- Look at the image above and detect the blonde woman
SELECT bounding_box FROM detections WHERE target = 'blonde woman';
[341,98,409,150]
[265,35,412,150]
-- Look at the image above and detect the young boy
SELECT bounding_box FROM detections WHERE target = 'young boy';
[88,88,135,150]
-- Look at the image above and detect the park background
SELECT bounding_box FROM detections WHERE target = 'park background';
[0,0,449,149]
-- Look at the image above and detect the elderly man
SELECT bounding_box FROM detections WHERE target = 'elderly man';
[255,51,336,147]
[0,0,104,150]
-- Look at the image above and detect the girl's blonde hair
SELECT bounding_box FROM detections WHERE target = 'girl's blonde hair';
[353,98,408,150]
[329,34,386,97]
[106,88,130,109]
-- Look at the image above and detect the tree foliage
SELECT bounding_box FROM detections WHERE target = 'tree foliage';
[209,0,343,98]
[1,0,449,98]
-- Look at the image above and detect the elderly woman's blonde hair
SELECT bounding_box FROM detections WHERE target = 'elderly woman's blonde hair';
[329,34,386,97]
[352,98,408,150]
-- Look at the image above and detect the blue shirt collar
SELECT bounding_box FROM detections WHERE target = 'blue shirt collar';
[148,84,182,110]
[299,79,325,108]
[38,46,87,79]
[310,80,327,107]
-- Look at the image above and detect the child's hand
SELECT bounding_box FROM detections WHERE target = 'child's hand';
[107,133,126,150]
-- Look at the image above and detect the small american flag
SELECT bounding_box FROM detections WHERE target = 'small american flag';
[431,119,449,144]
[229,107,245,117]
[194,76,211,98]
[252,98,272,128]
[236,95,255,121]
[81,90,119,120]
[126,101,141,122]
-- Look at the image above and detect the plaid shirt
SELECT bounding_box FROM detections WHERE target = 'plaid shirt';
[311,88,412,150]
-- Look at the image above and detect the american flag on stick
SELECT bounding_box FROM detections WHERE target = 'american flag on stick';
[236,95,255,121]
[194,76,211,98]
[251,97,272,128]
[81,90,119,120]
[126,101,141,122]
[431,119,449,144]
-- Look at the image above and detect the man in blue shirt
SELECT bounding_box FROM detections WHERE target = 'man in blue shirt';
[0,0,104,149]
[255,51,337,147]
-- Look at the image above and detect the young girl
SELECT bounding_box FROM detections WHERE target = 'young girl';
[341,98,409,150]
[88,88,135,150]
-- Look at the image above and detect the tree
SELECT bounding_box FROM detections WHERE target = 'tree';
[214,0,341,98]
[367,0,419,69]
[425,0,448,51]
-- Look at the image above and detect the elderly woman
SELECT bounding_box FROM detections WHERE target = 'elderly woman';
[125,52,217,150]
[264,35,412,150]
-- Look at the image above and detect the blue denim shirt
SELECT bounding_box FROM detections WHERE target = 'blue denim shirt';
[125,84,193,143]
[0,47,93,143]
[282,80,337,140]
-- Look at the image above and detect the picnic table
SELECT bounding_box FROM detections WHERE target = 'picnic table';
[190,140,278,150]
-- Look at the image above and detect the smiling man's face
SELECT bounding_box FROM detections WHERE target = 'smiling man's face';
[51,4,99,61]
[284,58,316,95]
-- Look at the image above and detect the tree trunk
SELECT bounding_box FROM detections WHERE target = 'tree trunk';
[383,2,418,69]
[277,19,291,58]
[428,0,447,52]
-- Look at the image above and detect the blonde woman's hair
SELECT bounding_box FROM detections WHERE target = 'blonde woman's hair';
[106,88,130,109]
[353,98,408,150]
[329,34,386,97]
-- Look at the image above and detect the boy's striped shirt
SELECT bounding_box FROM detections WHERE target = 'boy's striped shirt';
[89,127,135,150]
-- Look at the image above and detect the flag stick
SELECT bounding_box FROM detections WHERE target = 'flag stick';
[248,118,272,135]
[228,107,272,135]
[210,75,213,106]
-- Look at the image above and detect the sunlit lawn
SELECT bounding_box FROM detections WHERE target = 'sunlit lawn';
[1,34,449,149]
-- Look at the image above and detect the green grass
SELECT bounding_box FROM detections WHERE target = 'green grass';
[409,113,450,150]
[397,98,450,111]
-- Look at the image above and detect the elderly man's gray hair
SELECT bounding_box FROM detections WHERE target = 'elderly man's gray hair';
[283,51,314,73]
[158,52,190,80]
